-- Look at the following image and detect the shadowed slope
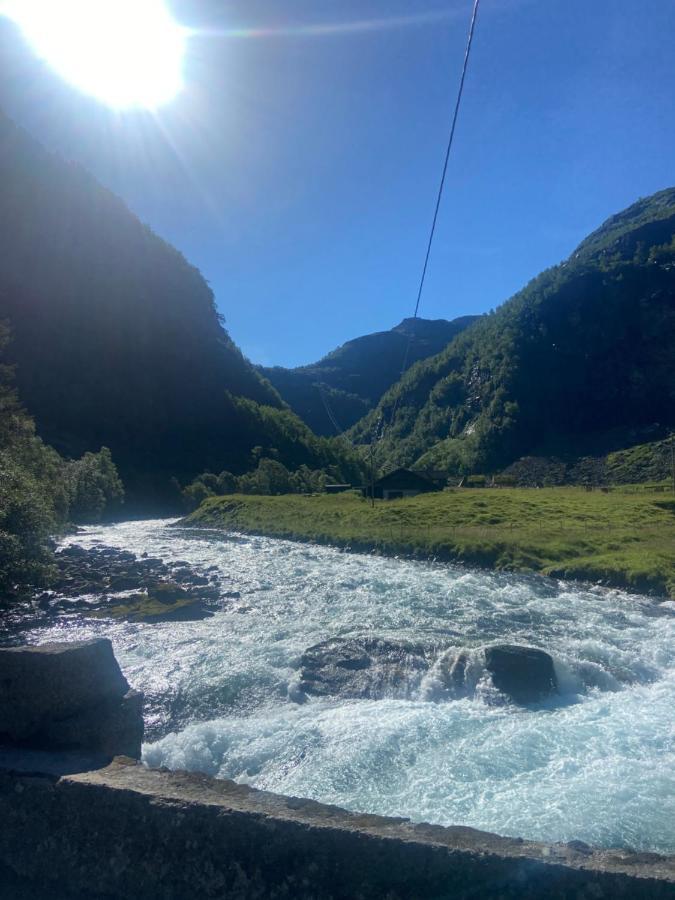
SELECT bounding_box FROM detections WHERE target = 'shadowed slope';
[0,111,357,507]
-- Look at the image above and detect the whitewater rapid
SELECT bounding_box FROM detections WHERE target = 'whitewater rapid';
[11,519,675,853]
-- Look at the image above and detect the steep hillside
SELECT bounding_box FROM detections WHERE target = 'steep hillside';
[0,322,125,592]
[0,112,359,506]
[260,315,478,435]
[351,188,675,475]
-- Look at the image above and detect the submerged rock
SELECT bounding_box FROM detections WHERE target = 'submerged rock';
[88,594,214,624]
[438,650,471,693]
[0,639,143,758]
[437,644,558,704]
[140,600,213,623]
[299,637,432,700]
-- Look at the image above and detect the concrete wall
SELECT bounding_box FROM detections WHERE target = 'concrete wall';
[1,751,674,900]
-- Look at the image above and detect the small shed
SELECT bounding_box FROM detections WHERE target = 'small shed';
[363,468,440,501]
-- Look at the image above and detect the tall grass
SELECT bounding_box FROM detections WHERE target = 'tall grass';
[185,486,675,598]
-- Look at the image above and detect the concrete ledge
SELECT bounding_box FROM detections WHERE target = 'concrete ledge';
[1,752,674,899]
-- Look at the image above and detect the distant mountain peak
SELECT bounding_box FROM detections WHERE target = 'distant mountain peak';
[392,315,480,336]
[260,314,479,436]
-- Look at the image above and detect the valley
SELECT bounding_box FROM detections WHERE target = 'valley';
[1,3,674,895]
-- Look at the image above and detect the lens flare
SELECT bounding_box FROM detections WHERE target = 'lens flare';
[2,0,186,109]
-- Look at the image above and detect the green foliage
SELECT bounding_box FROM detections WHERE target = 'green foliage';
[216,471,238,494]
[214,394,365,483]
[182,480,213,512]
[349,188,675,479]
[186,487,675,598]
[66,447,125,523]
[413,435,481,478]
[0,322,62,591]
[182,458,339,510]
[604,437,674,484]
[0,449,59,591]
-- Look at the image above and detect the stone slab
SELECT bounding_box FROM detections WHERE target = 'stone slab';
[0,755,673,899]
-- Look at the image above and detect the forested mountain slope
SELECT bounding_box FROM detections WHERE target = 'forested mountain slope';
[260,315,478,435]
[0,322,126,592]
[350,188,675,475]
[0,111,359,506]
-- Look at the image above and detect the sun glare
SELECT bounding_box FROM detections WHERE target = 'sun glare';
[2,0,186,109]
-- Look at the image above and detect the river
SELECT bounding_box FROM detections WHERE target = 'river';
[6,518,675,853]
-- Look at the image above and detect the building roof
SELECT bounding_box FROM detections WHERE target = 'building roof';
[374,468,436,490]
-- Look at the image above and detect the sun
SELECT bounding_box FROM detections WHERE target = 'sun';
[2,0,187,110]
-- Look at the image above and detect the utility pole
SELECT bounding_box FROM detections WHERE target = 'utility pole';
[369,443,376,509]
[671,432,675,495]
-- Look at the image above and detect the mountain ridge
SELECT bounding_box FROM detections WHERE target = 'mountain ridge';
[349,187,675,476]
[260,314,479,436]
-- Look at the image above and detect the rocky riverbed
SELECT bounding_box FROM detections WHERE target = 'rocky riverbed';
[5,541,238,627]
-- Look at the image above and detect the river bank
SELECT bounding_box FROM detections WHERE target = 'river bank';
[183,487,675,600]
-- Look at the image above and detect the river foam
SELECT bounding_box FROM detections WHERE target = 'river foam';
[13,519,675,852]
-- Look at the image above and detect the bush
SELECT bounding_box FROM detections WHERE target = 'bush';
[0,449,59,591]
[182,458,339,509]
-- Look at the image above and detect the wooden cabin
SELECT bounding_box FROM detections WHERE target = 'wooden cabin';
[363,468,441,501]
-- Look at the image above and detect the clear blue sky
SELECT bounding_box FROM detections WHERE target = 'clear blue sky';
[1,0,674,367]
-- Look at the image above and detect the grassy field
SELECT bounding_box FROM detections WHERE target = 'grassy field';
[184,487,675,599]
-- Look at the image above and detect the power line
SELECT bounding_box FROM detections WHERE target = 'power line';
[389,0,481,427]
[320,0,482,456]
[412,0,481,323]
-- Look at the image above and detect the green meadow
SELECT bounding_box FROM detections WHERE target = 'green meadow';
[185,486,675,599]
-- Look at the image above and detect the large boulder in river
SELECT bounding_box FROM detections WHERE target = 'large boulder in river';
[0,639,143,758]
[484,644,557,704]
[299,638,558,705]
[299,638,432,700]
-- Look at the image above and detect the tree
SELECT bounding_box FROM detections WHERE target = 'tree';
[66,447,124,523]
